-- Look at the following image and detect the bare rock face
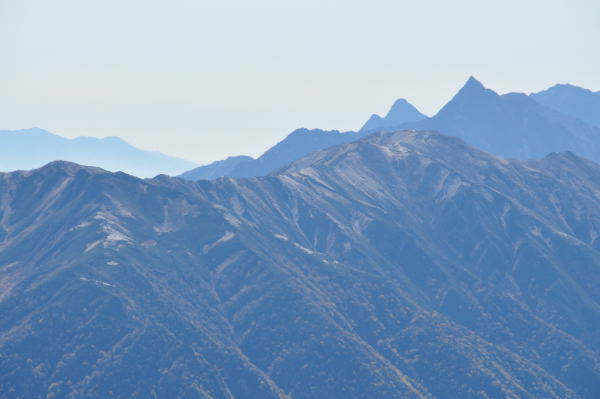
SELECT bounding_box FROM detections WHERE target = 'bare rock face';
[1,131,600,398]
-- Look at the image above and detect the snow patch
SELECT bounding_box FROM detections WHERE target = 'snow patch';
[203,231,235,254]
[294,242,315,255]
[141,240,157,248]
[530,226,542,237]
[343,242,352,252]
[105,229,130,242]
[224,213,242,228]
[216,252,243,273]
[105,194,134,218]
[94,211,132,245]
[79,276,114,288]
[442,177,463,200]
[69,221,91,231]
[85,240,102,252]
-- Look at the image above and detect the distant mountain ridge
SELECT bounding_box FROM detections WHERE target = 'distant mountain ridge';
[180,77,600,181]
[179,155,253,180]
[401,77,600,161]
[0,128,197,178]
[360,98,427,132]
[530,83,600,128]
[180,128,364,180]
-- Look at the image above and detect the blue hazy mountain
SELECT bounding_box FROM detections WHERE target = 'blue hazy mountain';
[530,83,600,128]
[180,128,363,180]
[182,98,424,182]
[2,131,600,398]
[179,155,254,180]
[360,98,427,132]
[180,78,600,181]
[402,77,600,161]
[0,127,197,178]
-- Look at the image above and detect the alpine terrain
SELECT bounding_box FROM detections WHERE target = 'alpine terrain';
[1,130,600,398]
[180,78,600,181]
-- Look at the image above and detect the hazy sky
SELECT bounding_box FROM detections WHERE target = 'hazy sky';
[1,0,599,164]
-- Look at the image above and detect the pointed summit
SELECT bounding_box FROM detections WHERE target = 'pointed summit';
[431,76,499,119]
[403,76,600,162]
[465,75,484,88]
[384,98,426,122]
[386,98,410,112]
[360,98,426,132]
[456,76,490,97]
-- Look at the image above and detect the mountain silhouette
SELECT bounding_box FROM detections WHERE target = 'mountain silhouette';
[181,78,600,181]
[179,155,253,180]
[0,128,197,178]
[180,128,363,180]
[360,98,426,132]
[530,83,600,128]
[403,77,600,160]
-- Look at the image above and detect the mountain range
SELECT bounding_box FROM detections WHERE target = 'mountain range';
[403,77,600,161]
[0,128,197,178]
[179,129,364,180]
[3,79,598,181]
[179,155,254,180]
[179,101,427,181]
[180,78,600,181]
[2,130,600,398]
[359,98,427,132]
[530,83,600,128]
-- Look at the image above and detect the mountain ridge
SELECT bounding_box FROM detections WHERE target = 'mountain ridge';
[180,128,364,180]
[0,127,197,178]
[2,130,600,398]
[180,78,600,181]
[530,83,600,128]
[360,98,427,133]
[399,77,600,161]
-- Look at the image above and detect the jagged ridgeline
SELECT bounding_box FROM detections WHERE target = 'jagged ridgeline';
[1,131,600,398]
[180,78,600,181]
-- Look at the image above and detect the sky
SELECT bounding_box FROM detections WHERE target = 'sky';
[1,0,599,164]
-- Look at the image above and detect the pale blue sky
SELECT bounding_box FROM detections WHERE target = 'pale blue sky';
[1,0,599,163]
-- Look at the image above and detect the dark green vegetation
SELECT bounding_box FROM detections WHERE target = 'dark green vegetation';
[2,131,600,398]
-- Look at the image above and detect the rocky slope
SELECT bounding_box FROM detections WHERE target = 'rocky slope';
[1,131,600,398]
